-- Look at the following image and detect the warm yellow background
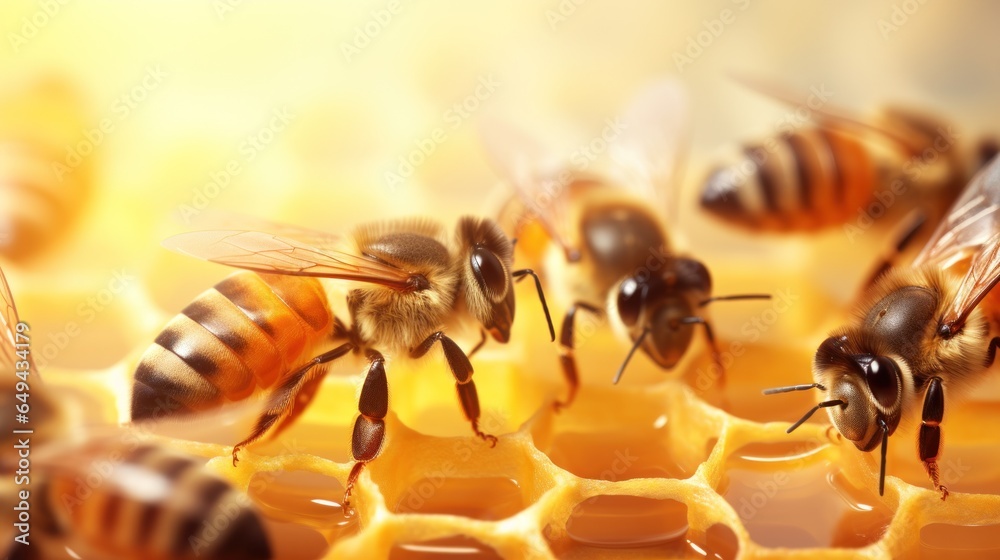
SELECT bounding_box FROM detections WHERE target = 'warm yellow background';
[3,0,998,373]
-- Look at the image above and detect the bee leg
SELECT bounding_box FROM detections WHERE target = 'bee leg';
[862,210,926,289]
[918,376,949,500]
[555,302,601,411]
[344,350,388,511]
[984,337,1000,367]
[232,342,354,467]
[411,331,497,446]
[269,367,329,439]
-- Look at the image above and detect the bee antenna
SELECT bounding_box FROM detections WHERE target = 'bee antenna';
[613,328,650,385]
[762,382,826,395]
[512,268,555,342]
[786,399,845,433]
[877,417,889,496]
[699,294,772,307]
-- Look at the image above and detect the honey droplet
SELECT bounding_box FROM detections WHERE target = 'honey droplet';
[248,470,357,538]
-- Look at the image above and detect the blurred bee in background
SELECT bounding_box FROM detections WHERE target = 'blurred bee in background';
[5,440,274,560]
[0,77,92,261]
[699,76,994,235]
[483,79,769,409]
[132,217,553,506]
[765,155,1000,500]
[0,265,273,560]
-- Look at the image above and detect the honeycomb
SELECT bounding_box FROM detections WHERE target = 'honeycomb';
[4,2,1000,559]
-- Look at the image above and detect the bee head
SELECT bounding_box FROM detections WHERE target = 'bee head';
[456,217,555,344]
[457,217,515,342]
[765,331,909,497]
[814,334,905,451]
[610,258,713,383]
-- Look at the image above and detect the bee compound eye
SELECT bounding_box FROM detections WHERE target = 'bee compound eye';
[865,356,900,409]
[616,277,643,327]
[828,380,869,444]
[470,246,507,301]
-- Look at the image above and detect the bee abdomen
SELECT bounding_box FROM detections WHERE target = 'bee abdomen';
[131,272,332,421]
[47,443,272,560]
[701,128,877,231]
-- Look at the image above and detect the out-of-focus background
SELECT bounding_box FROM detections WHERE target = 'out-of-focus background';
[5,0,1000,370]
[5,2,1000,558]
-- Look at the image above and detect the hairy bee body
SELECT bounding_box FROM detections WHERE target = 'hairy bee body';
[816,266,990,450]
[770,155,1000,498]
[553,181,671,302]
[348,221,462,350]
[131,271,333,420]
[25,440,271,560]
[0,263,272,560]
[701,109,966,232]
[133,217,538,506]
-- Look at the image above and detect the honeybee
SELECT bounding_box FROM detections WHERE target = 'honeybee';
[765,154,1000,500]
[483,79,769,408]
[699,77,986,234]
[0,266,273,560]
[132,217,553,506]
[0,77,91,261]
[6,439,274,560]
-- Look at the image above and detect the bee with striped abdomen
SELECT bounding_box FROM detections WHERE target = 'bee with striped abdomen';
[699,77,984,234]
[484,79,769,408]
[765,155,1000,500]
[9,440,273,560]
[0,265,272,560]
[132,217,553,507]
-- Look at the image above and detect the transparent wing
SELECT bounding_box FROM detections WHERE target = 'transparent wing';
[185,211,344,248]
[607,77,690,221]
[730,73,923,154]
[941,232,1000,332]
[0,265,35,378]
[914,156,1000,269]
[479,118,583,260]
[912,156,1000,331]
[163,230,418,291]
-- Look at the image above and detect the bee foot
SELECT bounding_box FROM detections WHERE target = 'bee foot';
[939,485,949,501]
[342,491,355,516]
[477,432,498,448]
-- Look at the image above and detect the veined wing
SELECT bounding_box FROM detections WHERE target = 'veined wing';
[607,77,689,222]
[163,230,421,291]
[0,266,35,379]
[912,156,1000,333]
[480,118,584,261]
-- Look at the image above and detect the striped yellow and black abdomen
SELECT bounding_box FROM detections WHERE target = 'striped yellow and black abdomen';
[131,271,332,420]
[40,441,272,560]
[700,127,881,232]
